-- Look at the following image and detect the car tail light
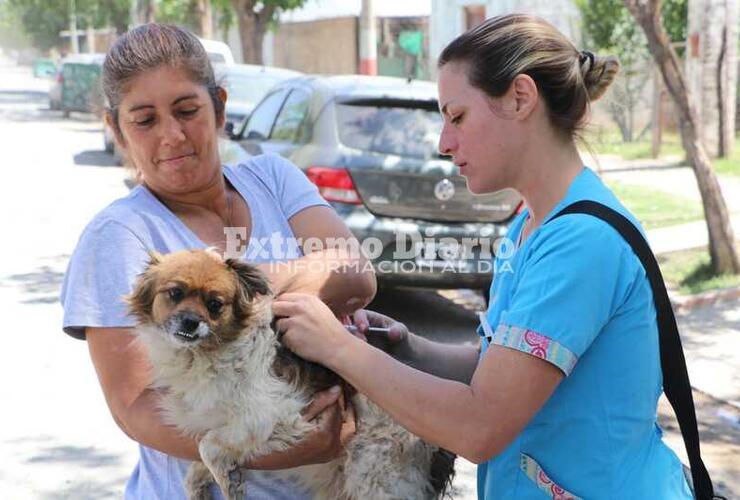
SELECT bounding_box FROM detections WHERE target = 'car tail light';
[306,167,362,204]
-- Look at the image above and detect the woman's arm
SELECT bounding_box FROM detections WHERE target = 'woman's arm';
[258,206,376,316]
[352,309,479,384]
[274,294,564,464]
[86,326,353,467]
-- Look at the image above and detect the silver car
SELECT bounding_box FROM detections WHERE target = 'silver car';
[216,63,302,137]
[232,75,522,293]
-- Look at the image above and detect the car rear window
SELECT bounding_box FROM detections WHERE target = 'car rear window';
[226,74,284,104]
[336,100,442,159]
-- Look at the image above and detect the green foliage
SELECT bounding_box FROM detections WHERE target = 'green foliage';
[157,0,236,37]
[6,0,130,52]
[212,0,234,37]
[662,0,688,46]
[158,0,199,30]
[577,0,687,56]
[576,0,688,142]
[232,0,308,26]
[7,0,67,51]
[0,0,30,50]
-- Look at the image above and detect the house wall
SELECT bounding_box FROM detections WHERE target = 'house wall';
[429,0,581,78]
[272,16,358,74]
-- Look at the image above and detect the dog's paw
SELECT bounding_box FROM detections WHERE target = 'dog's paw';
[189,487,215,500]
[226,466,248,499]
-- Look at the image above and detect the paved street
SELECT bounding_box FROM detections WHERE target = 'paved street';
[0,62,737,499]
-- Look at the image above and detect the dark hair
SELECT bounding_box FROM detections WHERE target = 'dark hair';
[102,23,224,136]
[438,14,620,138]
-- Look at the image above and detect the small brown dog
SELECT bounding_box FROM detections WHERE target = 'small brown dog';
[127,249,454,500]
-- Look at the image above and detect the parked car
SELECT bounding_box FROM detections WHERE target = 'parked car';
[199,38,235,65]
[49,53,105,116]
[232,75,522,292]
[216,63,302,137]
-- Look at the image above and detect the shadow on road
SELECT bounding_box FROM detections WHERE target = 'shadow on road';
[22,442,131,499]
[0,91,101,124]
[28,445,122,467]
[658,391,740,498]
[677,301,740,341]
[368,286,482,345]
[0,89,48,102]
[39,476,133,500]
[3,259,67,304]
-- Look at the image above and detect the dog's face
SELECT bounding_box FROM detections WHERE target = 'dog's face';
[128,250,271,349]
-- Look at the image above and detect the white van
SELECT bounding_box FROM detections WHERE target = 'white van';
[198,38,235,65]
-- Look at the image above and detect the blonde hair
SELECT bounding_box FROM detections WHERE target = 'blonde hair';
[438,14,620,137]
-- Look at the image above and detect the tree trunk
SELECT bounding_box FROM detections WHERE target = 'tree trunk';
[624,0,740,275]
[685,0,738,158]
[231,0,276,64]
[194,0,213,39]
[137,0,157,24]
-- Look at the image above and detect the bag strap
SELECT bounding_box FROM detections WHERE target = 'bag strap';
[549,200,718,500]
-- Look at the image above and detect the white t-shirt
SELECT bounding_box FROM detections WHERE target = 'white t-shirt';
[61,154,330,499]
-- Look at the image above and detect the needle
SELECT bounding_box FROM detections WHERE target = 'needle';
[344,325,392,334]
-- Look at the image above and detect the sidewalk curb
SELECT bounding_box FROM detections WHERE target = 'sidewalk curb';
[670,286,740,314]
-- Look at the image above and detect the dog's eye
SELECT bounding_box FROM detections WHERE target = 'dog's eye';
[207,298,223,315]
[168,287,185,302]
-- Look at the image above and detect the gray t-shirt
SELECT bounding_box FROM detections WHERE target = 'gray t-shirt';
[61,154,329,499]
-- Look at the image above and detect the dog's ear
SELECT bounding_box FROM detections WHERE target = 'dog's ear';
[226,259,272,299]
[126,252,162,323]
[225,259,272,323]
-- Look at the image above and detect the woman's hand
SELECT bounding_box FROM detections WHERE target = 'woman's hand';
[273,293,352,364]
[351,309,410,357]
[291,385,356,464]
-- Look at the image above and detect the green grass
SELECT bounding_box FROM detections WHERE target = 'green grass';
[605,180,705,230]
[586,126,740,176]
[658,247,740,295]
[713,144,740,176]
[584,126,684,160]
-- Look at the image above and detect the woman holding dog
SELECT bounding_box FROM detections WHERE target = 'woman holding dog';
[60,24,375,499]
[276,14,695,499]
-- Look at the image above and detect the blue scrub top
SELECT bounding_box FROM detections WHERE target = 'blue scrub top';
[477,167,693,499]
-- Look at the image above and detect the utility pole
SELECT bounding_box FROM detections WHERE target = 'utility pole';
[359,0,377,75]
[86,23,96,53]
[69,0,80,54]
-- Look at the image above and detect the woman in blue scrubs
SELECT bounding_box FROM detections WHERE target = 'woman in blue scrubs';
[274,14,694,499]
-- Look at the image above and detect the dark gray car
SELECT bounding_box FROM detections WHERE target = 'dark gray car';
[232,75,521,292]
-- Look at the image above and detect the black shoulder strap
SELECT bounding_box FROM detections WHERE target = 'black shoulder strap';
[550,200,718,500]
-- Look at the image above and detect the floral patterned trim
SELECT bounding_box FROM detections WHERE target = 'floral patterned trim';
[520,453,582,500]
[492,324,578,375]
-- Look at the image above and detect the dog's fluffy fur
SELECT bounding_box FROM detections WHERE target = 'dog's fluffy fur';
[127,249,454,500]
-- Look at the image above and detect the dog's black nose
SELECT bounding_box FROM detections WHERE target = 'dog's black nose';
[180,312,204,333]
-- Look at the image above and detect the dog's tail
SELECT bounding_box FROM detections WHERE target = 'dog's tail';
[429,448,456,499]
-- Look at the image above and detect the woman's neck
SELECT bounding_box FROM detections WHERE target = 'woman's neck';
[517,139,584,228]
[146,169,232,222]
